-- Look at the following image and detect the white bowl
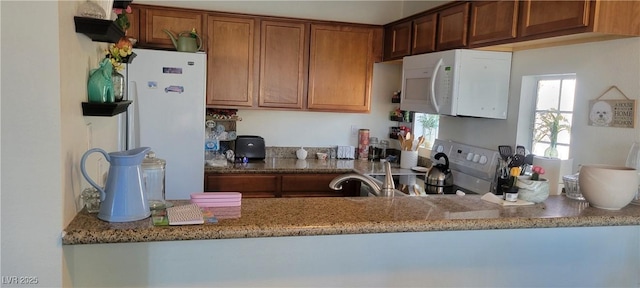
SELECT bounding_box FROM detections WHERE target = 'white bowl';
[578,164,638,210]
[316,152,328,160]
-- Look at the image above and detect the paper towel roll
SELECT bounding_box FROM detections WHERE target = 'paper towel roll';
[532,156,573,195]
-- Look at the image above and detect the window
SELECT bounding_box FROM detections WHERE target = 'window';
[413,113,439,149]
[531,75,575,160]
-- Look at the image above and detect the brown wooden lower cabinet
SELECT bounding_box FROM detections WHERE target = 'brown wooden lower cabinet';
[204,173,360,198]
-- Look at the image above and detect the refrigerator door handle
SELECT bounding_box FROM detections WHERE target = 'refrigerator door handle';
[127,81,140,150]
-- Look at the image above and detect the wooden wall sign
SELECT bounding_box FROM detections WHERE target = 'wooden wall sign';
[588,86,635,128]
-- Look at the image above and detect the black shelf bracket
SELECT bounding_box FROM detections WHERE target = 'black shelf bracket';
[82,100,132,117]
[74,16,125,43]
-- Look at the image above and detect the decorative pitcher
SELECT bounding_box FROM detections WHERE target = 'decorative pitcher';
[163,29,202,52]
[80,147,151,222]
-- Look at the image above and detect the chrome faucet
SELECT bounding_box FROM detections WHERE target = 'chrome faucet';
[329,161,396,196]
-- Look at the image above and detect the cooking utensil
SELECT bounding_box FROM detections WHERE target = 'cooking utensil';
[524,154,534,165]
[510,154,525,168]
[416,136,425,150]
[498,145,512,161]
[516,145,526,155]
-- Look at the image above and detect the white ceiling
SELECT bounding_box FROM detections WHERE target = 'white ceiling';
[132,1,448,25]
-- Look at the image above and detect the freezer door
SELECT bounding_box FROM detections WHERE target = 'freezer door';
[126,49,206,199]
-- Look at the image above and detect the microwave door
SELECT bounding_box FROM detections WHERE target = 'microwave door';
[401,67,438,114]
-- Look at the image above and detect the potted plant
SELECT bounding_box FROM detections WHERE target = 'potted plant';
[417,114,438,148]
[516,166,549,203]
[533,108,571,158]
[105,37,133,101]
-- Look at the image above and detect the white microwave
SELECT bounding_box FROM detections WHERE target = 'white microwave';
[400,49,512,119]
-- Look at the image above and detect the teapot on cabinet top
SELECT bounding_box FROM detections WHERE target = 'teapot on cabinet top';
[163,28,202,52]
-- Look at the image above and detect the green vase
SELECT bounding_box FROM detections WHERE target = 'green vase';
[544,145,559,158]
[88,58,114,103]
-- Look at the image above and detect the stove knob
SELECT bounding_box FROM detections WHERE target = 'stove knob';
[466,153,474,161]
[472,154,480,163]
[479,155,488,164]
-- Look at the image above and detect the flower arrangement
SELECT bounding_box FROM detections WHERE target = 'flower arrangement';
[106,37,133,72]
[534,109,571,158]
[113,6,131,32]
[530,165,546,181]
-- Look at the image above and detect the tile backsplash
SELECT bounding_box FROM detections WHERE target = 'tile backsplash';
[266,146,431,167]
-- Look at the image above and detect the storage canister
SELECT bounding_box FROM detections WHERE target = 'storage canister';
[141,151,168,210]
[358,129,370,160]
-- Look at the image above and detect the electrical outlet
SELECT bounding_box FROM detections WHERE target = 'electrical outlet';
[351,125,358,136]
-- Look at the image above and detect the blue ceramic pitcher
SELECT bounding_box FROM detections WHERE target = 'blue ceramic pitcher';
[80,147,151,222]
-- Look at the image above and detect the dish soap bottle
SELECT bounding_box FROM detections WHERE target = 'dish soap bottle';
[296,147,307,160]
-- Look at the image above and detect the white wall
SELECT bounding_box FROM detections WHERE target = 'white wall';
[65,226,640,287]
[1,1,120,286]
[1,1,63,286]
[439,38,640,170]
[236,62,402,148]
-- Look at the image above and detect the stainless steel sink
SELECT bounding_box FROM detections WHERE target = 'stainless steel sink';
[329,161,407,197]
[358,177,407,197]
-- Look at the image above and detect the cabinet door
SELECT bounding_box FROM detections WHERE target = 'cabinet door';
[259,20,308,109]
[206,15,258,107]
[140,7,204,49]
[469,1,518,46]
[308,24,375,113]
[412,14,437,55]
[205,174,278,198]
[437,2,470,51]
[383,21,412,60]
[519,0,590,38]
[126,5,140,42]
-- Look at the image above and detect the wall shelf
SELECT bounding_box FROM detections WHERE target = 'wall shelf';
[113,0,133,9]
[74,16,124,43]
[82,100,132,116]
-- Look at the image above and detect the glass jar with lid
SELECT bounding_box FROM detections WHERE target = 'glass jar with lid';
[141,151,170,210]
[368,137,379,161]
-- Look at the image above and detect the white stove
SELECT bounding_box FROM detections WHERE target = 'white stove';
[430,139,500,194]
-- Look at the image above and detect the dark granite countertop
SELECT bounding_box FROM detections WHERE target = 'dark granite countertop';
[62,195,640,245]
[63,158,640,245]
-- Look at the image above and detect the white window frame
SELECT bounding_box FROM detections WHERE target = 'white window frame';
[530,74,575,160]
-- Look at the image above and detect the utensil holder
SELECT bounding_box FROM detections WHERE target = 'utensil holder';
[400,150,418,169]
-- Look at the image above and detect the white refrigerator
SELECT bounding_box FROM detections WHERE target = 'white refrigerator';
[120,49,206,200]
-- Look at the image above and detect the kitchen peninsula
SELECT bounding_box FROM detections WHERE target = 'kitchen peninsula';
[63,159,640,287]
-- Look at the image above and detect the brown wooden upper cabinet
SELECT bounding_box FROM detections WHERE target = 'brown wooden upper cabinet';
[258,20,309,109]
[382,2,466,61]
[383,21,412,60]
[138,7,205,50]
[436,2,470,51]
[468,0,518,47]
[308,24,376,113]
[519,0,640,39]
[205,15,259,107]
[519,0,590,38]
[125,5,140,41]
[411,14,438,55]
